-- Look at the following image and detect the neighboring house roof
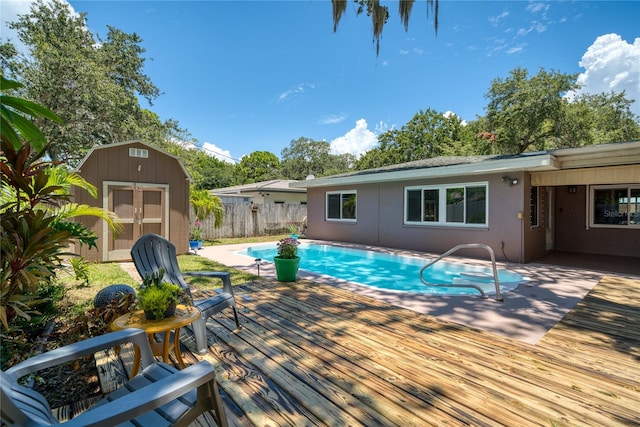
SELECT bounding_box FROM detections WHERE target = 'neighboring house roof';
[74,139,192,180]
[292,140,640,188]
[212,179,305,195]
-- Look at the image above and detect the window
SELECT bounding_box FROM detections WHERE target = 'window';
[326,191,357,221]
[129,148,148,158]
[530,186,539,228]
[591,185,639,228]
[405,183,488,227]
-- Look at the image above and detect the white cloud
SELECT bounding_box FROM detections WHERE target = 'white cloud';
[330,119,379,158]
[443,111,467,126]
[319,114,347,125]
[571,34,640,115]
[2,0,81,54]
[374,120,390,134]
[173,138,235,163]
[526,2,550,15]
[202,142,236,163]
[1,0,36,53]
[488,11,509,26]
[277,83,316,103]
[507,44,526,55]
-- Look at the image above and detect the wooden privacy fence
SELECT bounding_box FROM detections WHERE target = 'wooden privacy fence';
[194,204,308,239]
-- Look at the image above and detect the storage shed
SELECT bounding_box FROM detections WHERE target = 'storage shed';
[73,140,191,262]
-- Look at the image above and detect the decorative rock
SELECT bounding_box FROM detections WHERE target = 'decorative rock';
[94,284,136,308]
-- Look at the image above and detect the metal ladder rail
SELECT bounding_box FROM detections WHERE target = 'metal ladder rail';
[419,243,503,302]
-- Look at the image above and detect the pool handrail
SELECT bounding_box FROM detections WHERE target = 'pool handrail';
[419,243,504,302]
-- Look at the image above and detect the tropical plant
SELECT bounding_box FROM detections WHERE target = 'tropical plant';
[190,220,203,241]
[0,76,62,151]
[137,269,183,320]
[0,77,120,330]
[276,237,300,259]
[190,186,224,227]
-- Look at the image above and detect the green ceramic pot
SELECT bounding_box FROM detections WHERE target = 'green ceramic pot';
[274,256,300,282]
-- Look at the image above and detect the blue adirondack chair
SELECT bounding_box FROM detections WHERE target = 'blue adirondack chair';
[0,328,228,427]
[131,234,241,354]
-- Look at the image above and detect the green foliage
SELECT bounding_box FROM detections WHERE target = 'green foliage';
[69,257,90,286]
[190,186,224,227]
[353,67,640,168]
[485,67,579,154]
[235,151,281,183]
[158,139,236,190]
[3,0,175,166]
[355,108,475,170]
[138,269,183,320]
[561,91,640,146]
[0,140,75,329]
[51,220,97,250]
[280,137,354,180]
[276,237,300,259]
[0,85,119,331]
[0,76,62,151]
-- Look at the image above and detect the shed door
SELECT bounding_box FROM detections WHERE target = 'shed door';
[104,183,169,261]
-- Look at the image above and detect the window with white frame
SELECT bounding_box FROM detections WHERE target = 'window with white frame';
[326,191,357,221]
[590,185,639,228]
[129,148,148,158]
[405,183,488,226]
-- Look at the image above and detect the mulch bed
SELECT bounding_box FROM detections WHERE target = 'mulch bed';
[30,323,103,410]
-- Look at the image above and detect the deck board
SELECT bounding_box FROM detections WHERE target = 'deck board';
[90,275,639,426]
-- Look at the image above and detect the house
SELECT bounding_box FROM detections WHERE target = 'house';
[73,140,191,262]
[291,141,640,263]
[211,179,306,206]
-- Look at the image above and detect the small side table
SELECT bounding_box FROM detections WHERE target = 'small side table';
[111,304,200,376]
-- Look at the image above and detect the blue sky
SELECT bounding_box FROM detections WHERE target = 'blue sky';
[2,1,639,164]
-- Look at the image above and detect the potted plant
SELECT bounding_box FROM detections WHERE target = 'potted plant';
[189,186,224,250]
[274,237,300,282]
[189,220,203,251]
[287,223,299,239]
[137,269,183,320]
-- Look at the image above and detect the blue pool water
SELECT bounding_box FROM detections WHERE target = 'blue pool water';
[240,243,525,295]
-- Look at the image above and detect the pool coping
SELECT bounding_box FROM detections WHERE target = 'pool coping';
[196,239,639,345]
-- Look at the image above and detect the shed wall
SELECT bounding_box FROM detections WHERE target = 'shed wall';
[74,142,189,261]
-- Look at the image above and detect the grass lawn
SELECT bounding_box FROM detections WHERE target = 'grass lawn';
[59,236,276,322]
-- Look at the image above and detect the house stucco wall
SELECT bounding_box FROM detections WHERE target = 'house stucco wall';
[305,173,527,263]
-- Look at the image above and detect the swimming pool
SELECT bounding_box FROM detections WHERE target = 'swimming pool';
[240,242,525,295]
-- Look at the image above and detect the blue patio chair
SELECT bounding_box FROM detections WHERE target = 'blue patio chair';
[0,328,228,427]
[131,234,241,354]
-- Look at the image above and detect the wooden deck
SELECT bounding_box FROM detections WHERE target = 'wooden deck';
[89,275,639,426]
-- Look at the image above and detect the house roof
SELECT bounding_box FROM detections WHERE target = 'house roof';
[291,140,640,188]
[211,179,305,195]
[74,139,192,180]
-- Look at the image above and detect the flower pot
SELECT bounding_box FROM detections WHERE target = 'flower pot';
[189,240,199,251]
[144,300,177,320]
[274,256,300,282]
[289,234,299,240]
[197,240,204,249]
